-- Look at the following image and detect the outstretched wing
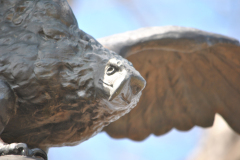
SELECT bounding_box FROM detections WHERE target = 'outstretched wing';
[98,26,240,140]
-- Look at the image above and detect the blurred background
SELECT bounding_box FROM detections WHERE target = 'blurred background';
[48,0,240,160]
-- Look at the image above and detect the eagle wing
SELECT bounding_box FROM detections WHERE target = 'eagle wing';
[98,26,240,140]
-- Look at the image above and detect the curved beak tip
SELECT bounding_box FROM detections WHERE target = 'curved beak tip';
[107,74,146,102]
[130,76,146,95]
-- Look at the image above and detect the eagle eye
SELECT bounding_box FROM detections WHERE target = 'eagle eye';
[106,65,118,75]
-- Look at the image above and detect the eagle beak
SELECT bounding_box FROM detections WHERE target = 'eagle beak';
[108,73,146,101]
[130,75,146,95]
[108,72,128,101]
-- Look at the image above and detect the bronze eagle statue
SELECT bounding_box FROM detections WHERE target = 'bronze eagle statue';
[0,0,240,159]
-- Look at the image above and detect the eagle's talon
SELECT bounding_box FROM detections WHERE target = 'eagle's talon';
[0,143,48,160]
[31,148,48,160]
[14,143,28,156]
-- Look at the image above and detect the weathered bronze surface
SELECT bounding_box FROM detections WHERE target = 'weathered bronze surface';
[1,0,240,159]
[0,0,145,158]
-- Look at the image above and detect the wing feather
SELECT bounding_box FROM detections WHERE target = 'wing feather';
[98,26,240,140]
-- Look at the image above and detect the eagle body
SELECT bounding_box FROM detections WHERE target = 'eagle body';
[0,0,145,150]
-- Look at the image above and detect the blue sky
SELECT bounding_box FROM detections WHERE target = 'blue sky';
[48,0,239,160]
[68,0,240,40]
